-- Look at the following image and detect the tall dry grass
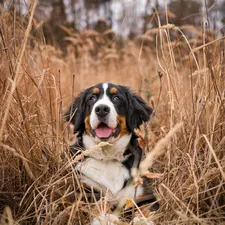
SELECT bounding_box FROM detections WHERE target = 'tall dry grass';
[0,3,224,225]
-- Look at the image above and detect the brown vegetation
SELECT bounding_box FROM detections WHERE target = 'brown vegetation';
[0,2,224,225]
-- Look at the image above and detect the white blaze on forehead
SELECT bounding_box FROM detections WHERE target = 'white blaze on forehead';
[102,83,108,95]
[90,83,118,130]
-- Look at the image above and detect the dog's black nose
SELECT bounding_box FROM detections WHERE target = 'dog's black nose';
[95,104,110,117]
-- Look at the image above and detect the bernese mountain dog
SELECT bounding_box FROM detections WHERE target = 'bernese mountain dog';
[65,82,159,222]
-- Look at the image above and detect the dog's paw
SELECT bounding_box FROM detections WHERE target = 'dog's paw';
[91,213,119,225]
[130,217,154,225]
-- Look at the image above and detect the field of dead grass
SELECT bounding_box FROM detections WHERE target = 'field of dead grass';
[0,3,224,225]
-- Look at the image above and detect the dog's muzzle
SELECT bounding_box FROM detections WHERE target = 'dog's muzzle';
[92,104,112,138]
[95,104,110,118]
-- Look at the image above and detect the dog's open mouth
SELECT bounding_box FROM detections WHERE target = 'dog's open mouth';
[94,123,119,139]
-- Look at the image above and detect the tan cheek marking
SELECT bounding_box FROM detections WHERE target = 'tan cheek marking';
[117,116,128,136]
[110,87,118,94]
[93,88,100,94]
[85,116,91,135]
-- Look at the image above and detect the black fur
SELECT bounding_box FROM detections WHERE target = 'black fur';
[64,87,92,134]
[125,88,154,132]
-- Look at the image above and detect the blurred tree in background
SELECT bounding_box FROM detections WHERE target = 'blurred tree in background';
[168,0,202,26]
[39,0,69,47]
[3,0,225,48]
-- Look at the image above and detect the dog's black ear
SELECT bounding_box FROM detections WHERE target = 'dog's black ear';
[127,90,154,132]
[64,90,87,134]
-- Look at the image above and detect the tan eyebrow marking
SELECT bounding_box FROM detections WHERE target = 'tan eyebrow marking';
[110,87,118,94]
[93,87,100,94]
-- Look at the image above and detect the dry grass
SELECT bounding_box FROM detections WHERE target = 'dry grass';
[0,3,224,225]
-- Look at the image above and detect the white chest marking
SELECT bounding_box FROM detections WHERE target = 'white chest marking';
[82,134,131,161]
[76,158,129,194]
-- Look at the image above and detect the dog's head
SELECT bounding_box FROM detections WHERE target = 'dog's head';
[65,83,153,144]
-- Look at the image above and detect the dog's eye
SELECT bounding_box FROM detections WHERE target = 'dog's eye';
[112,95,120,102]
[89,95,97,102]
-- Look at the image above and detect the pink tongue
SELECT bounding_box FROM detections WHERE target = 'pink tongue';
[95,127,113,138]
